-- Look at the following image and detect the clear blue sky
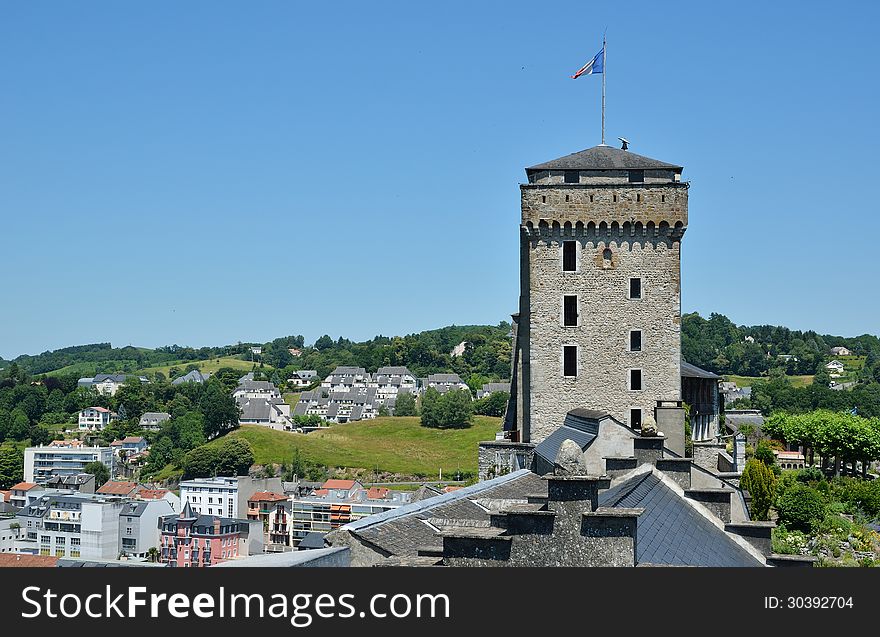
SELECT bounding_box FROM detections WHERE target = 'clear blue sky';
[2,1,878,359]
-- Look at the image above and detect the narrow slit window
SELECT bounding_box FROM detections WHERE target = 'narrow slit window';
[661,194,666,203]
[563,346,577,377]
[630,369,643,391]
[562,241,577,272]
[590,194,594,202]
[630,330,642,352]
[636,194,642,202]
[563,295,578,327]
[629,277,642,299]
[613,194,618,202]
[565,194,570,202]
[542,195,546,203]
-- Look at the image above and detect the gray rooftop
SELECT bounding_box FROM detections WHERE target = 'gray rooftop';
[599,470,762,567]
[534,424,597,466]
[681,360,722,380]
[527,145,683,172]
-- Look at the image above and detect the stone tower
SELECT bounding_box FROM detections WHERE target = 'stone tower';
[506,144,688,444]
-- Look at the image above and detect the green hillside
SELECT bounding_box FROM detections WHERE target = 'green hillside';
[204,417,501,478]
[137,356,263,377]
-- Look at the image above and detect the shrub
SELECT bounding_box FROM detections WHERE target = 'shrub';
[796,466,825,484]
[741,458,777,520]
[776,484,828,532]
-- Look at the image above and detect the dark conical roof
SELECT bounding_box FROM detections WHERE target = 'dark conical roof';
[180,500,196,520]
[527,145,682,172]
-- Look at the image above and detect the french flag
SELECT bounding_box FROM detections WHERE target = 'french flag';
[570,46,604,79]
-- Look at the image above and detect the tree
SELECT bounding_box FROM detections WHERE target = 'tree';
[170,411,206,451]
[420,388,474,429]
[145,547,160,563]
[753,440,776,467]
[0,444,24,489]
[28,425,52,447]
[474,391,509,417]
[84,461,110,487]
[199,381,240,439]
[315,335,334,351]
[393,392,417,417]
[182,446,221,479]
[419,387,442,428]
[215,438,255,476]
[776,484,827,532]
[740,458,776,520]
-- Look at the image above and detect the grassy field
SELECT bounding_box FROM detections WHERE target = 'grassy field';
[137,356,266,377]
[203,417,501,478]
[725,374,814,388]
[283,393,301,407]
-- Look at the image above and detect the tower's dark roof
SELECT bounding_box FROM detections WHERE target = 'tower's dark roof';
[527,145,682,172]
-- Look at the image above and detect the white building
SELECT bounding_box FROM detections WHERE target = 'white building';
[321,367,370,392]
[139,412,171,430]
[232,379,283,402]
[24,440,115,483]
[422,373,471,395]
[825,360,846,376]
[78,406,115,431]
[369,366,418,403]
[830,346,852,356]
[179,476,283,520]
[288,370,318,387]
[77,374,146,397]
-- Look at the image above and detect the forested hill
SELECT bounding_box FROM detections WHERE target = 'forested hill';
[682,312,880,379]
[0,324,514,386]
[3,315,878,384]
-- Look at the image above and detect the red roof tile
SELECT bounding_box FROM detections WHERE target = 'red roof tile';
[249,491,288,502]
[322,479,357,490]
[0,554,59,568]
[96,481,139,495]
[137,489,170,500]
[366,487,389,499]
[10,482,38,492]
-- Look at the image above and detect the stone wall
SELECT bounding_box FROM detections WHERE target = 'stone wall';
[520,179,687,444]
[692,440,727,473]
[477,441,536,482]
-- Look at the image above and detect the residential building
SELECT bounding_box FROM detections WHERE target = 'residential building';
[422,373,471,395]
[139,411,171,430]
[830,346,852,356]
[246,491,290,549]
[78,407,116,431]
[0,516,24,553]
[137,488,182,512]
[15,493,127,559]
[288,370,317,387]
[118,499,175,558]
[24,441,115,484]
[109,436,148,457]
[78,374,147,397]
[42,473,96,494]
[171,369,211,385]
[179,476,283,519]
[96,481,142,498]
[825,360,845,375]
[233,379,282,402]
[285,479,411,547]
[477,382,511,399]
[8,483,45,509]
[237,396,292,430]
[321,367,370,392]
[369,366,418,403]
[158,502,262,567]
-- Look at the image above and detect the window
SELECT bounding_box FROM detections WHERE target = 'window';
[562,241,577,272]
[630,369,643,391]
[563,346,578,377]
[541,195,546,203]
[71,537,80,546]
[126,527,133,535]
[661,194,666,203]
[563,296,578,327]
[613,194,618,202]
[565,194,570,202]
[564,170,579,184]
[630,330,642,352]
[630,408,643,428]
[628,170,644,183]
[56,536,65,545]
[629,277,642,299]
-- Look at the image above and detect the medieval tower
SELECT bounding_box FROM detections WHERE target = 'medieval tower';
[505,144,688,445]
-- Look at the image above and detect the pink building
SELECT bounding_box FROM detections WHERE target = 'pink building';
[158,501,253,567]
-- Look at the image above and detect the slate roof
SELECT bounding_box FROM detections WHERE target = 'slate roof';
[376,366,414,377]
[526,145,682,172]
[599,470,763,567]
[534,425,596,466]
[171,370,211,385]
[426,373,464,384]
[298,531,326,550]
[339,470,546,558]
[681,360,721,380]
[140,411,171,422]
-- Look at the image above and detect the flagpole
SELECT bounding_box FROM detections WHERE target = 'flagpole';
[601,34,606,145]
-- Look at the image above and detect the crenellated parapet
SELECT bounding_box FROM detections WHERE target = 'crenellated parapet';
[521,183,688,228]
[522,218,686,245]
